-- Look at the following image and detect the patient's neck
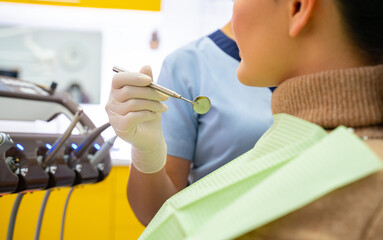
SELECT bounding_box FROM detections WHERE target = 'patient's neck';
[271,64,383,139]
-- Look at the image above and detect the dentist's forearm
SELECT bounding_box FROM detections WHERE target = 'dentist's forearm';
[127,164,178,226]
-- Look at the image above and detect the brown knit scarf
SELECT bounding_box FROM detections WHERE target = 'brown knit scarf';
[272,64,383,139]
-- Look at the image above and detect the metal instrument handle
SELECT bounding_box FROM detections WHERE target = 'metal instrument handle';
[112,66,187,101]
[148,82,181,98]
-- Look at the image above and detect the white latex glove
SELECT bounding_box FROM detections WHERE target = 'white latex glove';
[105,65,169,173]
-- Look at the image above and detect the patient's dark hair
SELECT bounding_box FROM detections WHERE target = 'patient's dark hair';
[334,0,383,64]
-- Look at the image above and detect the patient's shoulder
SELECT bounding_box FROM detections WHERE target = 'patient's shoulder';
[236,139,383,240]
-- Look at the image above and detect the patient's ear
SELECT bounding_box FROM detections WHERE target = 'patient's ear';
[289,0,315,37]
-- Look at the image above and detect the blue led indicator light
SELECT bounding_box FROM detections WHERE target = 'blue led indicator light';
[45,143,52,150]
[71,143,78,150]
[94,143,101,150]
[16,143,24,151]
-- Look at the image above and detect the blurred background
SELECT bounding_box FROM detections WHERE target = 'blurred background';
[0,0,233,161]
[0,0,234,239]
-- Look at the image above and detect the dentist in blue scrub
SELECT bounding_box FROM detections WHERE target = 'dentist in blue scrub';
[158,20,275,187]
[107,20,274,226]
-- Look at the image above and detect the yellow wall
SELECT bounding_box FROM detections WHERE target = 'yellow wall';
[0,166,145,240]
[0,0,161,11]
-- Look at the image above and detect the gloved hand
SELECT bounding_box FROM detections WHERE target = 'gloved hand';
[105,65,169,174]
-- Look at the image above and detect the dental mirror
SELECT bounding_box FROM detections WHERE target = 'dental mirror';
[192,96,211,114]
[113,66,211,114]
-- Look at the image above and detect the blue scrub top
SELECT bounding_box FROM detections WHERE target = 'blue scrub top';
[158,30,274,183]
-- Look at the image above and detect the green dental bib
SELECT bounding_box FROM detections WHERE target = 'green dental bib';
[139,114,383,240]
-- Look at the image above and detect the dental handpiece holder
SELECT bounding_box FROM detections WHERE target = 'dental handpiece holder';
[65,122,111,185]
[0,133,20,195]
[0,76,112,194]
[2,133,50,194]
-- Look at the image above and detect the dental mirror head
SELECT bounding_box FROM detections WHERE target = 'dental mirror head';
[192,96,211,114]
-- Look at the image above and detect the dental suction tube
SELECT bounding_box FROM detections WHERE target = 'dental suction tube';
[34,109,83,240]
[6,193,25,240]
[90,135,117,167]
[0,133,5,144]
[43,109,83,167]
[0,132,14,146]
[72,122,111,159]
